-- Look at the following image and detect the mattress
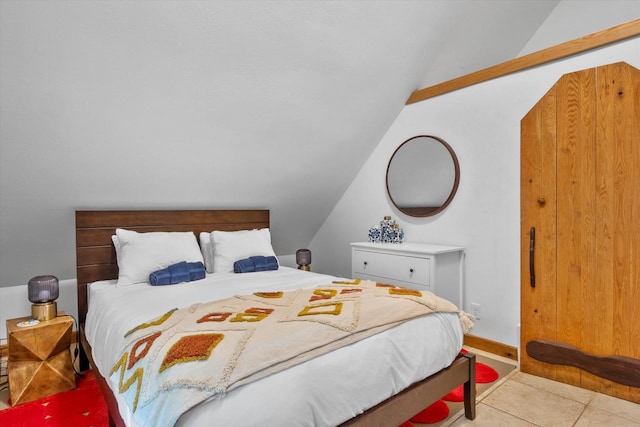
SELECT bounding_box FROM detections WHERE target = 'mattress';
[85,267,463,426]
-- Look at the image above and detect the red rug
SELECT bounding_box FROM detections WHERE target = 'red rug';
[410,399,450,423]
[402,350,499,425]
[0,372,108,427]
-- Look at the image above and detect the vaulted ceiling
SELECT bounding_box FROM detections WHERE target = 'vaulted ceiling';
[0,0,568,284]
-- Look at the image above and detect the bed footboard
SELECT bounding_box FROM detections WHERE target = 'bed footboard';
[340,352,476,426]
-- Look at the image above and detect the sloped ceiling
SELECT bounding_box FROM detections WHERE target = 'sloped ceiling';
[0,0,559,285]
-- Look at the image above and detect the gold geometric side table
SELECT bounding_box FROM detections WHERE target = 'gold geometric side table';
[6,312,76,405]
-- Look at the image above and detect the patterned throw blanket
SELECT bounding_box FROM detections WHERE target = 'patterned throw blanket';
[109,280,474,426]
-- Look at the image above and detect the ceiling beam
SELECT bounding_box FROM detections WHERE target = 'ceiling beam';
[406,18,640,104]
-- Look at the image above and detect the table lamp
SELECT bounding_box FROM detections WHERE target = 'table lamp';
[28,275,59,321]
[296,249,311,271]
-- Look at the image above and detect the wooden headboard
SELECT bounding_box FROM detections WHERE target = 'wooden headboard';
[75,209,270,324]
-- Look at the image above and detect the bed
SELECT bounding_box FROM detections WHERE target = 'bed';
[75,209,476,427]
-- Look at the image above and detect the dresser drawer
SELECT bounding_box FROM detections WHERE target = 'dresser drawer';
[352,249,430,287]
[355,273,432,292]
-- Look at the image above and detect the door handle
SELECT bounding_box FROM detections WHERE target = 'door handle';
[529,227,535,288]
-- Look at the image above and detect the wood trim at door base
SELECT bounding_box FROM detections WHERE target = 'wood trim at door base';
[527,339,640,388]
[464,334,518,361]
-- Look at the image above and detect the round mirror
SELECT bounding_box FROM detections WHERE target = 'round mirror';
[386,135,460,217]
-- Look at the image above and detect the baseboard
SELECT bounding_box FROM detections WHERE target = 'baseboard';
[464,334,518,361]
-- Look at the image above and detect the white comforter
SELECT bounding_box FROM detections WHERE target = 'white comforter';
[85,267,464,426]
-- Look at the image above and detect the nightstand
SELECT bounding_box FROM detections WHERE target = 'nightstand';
[6,312,76,405]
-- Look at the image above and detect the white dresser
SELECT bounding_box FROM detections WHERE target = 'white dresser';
[351,242,465,308]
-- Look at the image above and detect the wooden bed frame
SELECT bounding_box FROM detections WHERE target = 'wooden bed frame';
[76,209,476,427]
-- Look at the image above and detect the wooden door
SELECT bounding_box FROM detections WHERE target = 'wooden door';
[521,62,640,403]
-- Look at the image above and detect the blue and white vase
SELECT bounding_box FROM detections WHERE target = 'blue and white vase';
[380,216,393,242]
[368,216,404,243]
[368,226,382,242]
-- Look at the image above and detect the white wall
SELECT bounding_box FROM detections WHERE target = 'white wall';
[1,1,449,288]
[309,37,640,348]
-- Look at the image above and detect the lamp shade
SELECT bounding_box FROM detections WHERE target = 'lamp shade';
[296,249,311,266]
[28,275,59,303]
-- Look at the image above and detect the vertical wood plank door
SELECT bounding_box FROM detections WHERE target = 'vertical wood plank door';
[520,85,558,381]
[520,62,640,403]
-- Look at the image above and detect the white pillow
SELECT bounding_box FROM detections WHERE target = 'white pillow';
[199,232,214,273]
[211,228,277,273]
[111,234,121,262]
[114,228,204,286]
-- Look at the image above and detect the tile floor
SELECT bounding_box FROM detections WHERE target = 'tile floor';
[1,346,639,426]
[442,348,640,427]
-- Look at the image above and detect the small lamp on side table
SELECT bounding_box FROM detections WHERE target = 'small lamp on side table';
[296,249,311,271]
[28,275,59,321]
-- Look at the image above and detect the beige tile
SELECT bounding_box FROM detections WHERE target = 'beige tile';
[482,379,585,427]
[575,406,640,427]
[511,371,595,404]
[476,366,520,403]
[588,392,640,424]
[448,403,537,426]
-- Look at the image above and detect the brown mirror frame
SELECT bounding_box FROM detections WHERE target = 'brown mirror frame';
[386,135,460,217]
